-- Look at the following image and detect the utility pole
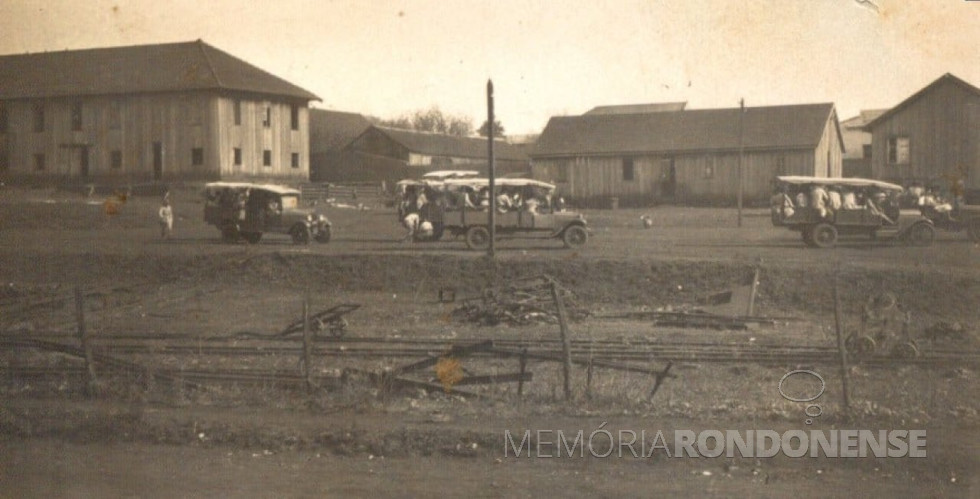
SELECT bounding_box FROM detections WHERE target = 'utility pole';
[487,79,496,258]
[737,98,745,228]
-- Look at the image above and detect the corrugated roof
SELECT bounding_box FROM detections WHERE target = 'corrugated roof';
[532,103,839,158]
[584,102,687,115]
[372,126,529,162]
[864,73,980,129]
[0,40,319,101]
[309,109,372,154]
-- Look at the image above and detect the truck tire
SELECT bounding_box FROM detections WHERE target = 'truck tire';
[465,226,490,250]
[811,223,838,248]
[290,224,311,245]
[905,222,935,247]
[562,225,588,248]
[315,226,332,244]
[220,224,241,243]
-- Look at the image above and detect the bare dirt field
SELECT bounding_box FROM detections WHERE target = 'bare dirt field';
[1,186,979,497]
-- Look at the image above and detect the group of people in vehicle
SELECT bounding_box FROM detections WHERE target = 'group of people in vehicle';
[772,182,900,224]
[205,185,283,227]
[396,180,565,242]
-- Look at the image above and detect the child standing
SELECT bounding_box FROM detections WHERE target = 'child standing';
[158,198,174,239]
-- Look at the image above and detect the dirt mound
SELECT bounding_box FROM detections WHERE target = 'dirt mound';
[3,252,978,324]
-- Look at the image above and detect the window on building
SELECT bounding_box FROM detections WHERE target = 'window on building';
[32,102,45,133]
[234,99,242,126]
[109,100,122,129]
[290,105,300,130]
[34,153,45,171]
[862,144,872,159]
[262,106,271,128]
[887,136,909,165]
[622,157,635,181]
[0,103,8,133]
[263,149,272,167]
[191,148,204,166]
[110,150,122,170]
[0,151,8,171]
[233,147,242,166]
[291,152,300,169]
[70,101,83,131]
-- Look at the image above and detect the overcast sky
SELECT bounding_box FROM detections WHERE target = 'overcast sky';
[2,0,978,135]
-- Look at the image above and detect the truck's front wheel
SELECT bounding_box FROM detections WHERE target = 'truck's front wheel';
[562,225,588,248]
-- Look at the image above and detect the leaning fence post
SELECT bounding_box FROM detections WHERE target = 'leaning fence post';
[550,280,573,401]
[833,270,851,412]
[74,287,99,396]
[517,347,528,399]
[302,295,316,393]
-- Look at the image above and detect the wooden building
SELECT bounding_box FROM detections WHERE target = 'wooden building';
[308,109,372,182]
[530,103,843,206]
[864,73,980,197]
[0,40,319,184]
[840,109,886,178]
[338,126,530,184]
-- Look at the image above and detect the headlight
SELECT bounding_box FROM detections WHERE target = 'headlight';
[306,213,315,222]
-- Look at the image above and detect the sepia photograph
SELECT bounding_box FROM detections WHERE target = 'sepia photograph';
[0,0,978,496]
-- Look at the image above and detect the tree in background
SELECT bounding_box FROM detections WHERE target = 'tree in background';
[477,119,505,138]
[369,107,473,137]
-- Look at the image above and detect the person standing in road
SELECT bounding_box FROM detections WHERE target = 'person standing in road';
[158,198,174,239]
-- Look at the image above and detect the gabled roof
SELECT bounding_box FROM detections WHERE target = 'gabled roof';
[532,103,841,158]
[584,102,687,115]
[0,40,319,101]
[309,109,372,154]
[841,109,888,129]
[363,126,529,162]
[864,73,980,129]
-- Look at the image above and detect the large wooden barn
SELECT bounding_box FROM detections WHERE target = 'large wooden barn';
[333,125,530,184]
[530,103,844,206]
[0,40,319,183]
[864,73,980,198]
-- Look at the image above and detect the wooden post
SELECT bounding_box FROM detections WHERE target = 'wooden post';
[746,267,760,316]
[487,79,496,259]
[737,98,745,228]
[550,280,573,401]
[649,362,674,400]
[74,287,98,396]
[302,296,316,393]
[585,356,594,401]
[833,271,851,411]
[517,347,528,399]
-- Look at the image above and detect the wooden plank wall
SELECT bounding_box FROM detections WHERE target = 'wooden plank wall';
[214,96,309,180]
[533,149,814,204]
[0,91,310,182]
[812,111,843,178]
[870,80,980,188]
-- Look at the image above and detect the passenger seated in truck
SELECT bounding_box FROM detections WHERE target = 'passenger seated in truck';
[795,189,809,210]
[827,186,843,215]
[496,189,513,213]
[841,189,860,210]
[810,184,830,219]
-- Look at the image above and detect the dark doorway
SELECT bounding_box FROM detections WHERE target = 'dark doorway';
[661,158,677,200]
[78,146,89,178]
[152,142,163,180]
